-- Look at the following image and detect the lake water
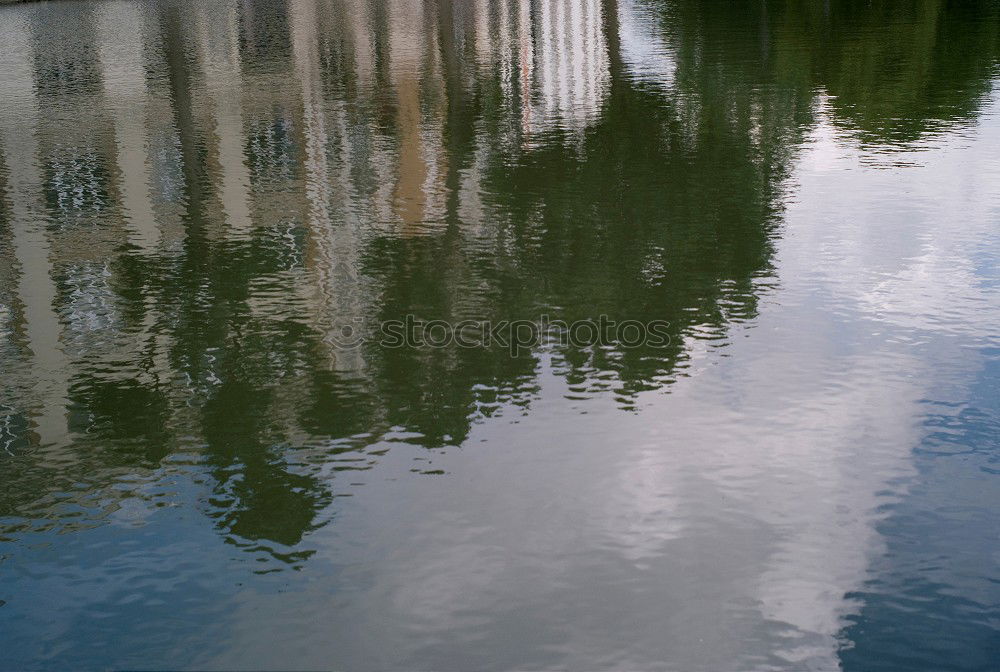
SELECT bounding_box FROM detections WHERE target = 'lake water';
[1,0,998,669]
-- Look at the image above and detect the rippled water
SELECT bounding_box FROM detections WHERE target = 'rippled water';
[1,0,998,669]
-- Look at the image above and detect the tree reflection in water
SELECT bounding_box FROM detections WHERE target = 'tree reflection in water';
[0,0,997,575]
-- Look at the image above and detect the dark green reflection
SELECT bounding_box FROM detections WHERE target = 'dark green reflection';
[0,0,997,572]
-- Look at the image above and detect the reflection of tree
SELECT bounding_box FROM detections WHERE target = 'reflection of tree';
[662,0,1000,143]
[816,0,1000,143]
[2,0,998,568]
[357,0,795,440]
[148,3,335,563]
[359,0,1000,443]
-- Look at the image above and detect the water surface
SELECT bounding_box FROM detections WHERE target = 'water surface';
[1,0,998,669]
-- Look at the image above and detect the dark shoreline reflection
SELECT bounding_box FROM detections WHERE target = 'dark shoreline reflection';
[0,0,998,669]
